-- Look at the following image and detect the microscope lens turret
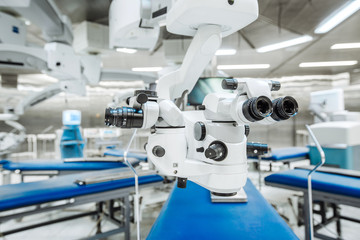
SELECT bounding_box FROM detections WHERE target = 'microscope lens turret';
[105,107,144,128]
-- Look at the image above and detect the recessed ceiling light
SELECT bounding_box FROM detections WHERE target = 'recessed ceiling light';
[132,67,162,72]
[217,64,270,70]
[331,43,360,49]
[299,61,358,68]
[215,49,237,56]
[116,48,137,54]
[256,35,313,53]
[314,0,360,34]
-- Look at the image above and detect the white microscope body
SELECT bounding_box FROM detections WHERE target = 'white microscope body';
[106,0,299,200]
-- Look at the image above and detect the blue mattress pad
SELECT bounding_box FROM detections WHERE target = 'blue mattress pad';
[0,168,163,211]
[254,147,309,161]
[265,169,360,199]
[147,179,298,240]
[0,161,129,171]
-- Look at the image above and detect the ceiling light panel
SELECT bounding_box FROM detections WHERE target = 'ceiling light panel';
[299,61,358,68]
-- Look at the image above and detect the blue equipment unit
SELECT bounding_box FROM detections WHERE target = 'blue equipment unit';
[309,145,360,170]
[147,179,298,240]
[60,110,85,159]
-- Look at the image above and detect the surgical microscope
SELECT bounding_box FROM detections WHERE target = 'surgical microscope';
[105,0,299,202]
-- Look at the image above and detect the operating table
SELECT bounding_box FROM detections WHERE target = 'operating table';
[147,179,299,240]
[0,168,163,239]
[249,147,309,171]
[0,159,138,184]
[265,167,360,240]
[0,150,147,184]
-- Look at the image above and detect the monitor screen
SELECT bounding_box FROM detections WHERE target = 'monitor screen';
[187,77,233,105]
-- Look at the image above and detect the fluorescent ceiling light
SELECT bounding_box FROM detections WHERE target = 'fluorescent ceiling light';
[314,0,360,34]
[256,35,313,53]
[331,42,360,49]
[217,64,270,70]
[215,49,237,56]
[132,67,162,72]
[299,61,358,68]
[116,48,137,54]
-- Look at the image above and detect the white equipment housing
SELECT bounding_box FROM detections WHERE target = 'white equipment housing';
[109,0,160,50]
[0,12,26,45]
[310,122,360,147]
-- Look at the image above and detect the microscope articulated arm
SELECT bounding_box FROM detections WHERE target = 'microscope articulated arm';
[157,25,222,101]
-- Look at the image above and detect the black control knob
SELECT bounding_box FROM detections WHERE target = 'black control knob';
[194,122,206,141]
[152,145,165,157]
[205,141,227,161]
[136,93,148,104]
[221,78,238,90]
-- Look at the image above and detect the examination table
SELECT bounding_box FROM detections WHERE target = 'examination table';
[265,167,360,240]
[0,168,163,239]
[147,179,299,240]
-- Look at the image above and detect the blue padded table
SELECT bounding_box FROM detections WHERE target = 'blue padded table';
[265,169,360,240]
[0,168,163,239]
[262,147,309,161]
[264,169,360,199]
[147,179,298,240]
[0,168,162,211]
[0,160,128,171]
[104,149,147,161]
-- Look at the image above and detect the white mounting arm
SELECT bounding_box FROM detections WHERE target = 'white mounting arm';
[11,83,62,115]
[156,25,222,100]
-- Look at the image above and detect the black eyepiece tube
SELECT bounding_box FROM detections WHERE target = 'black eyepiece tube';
[271,96,299,121]
[242,96,273,122]
[221,78,238,90]
[105,107,144,128]
[270,81,281,91]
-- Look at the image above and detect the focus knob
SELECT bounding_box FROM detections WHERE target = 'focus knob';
[205,141,227,161]
[194,122,206,141]
[152,145,165,157]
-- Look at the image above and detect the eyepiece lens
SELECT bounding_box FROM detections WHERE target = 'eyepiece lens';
[242,96,273,122]
[256,98,271,115]
[271,96,298,121]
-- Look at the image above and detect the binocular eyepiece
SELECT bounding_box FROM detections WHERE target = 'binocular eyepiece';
[241,96,298,122]
[105,107,144,128]
[271,96,298,121]
[242,96,273,122]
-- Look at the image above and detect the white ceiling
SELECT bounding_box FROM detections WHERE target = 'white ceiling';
[1,0,360,79]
